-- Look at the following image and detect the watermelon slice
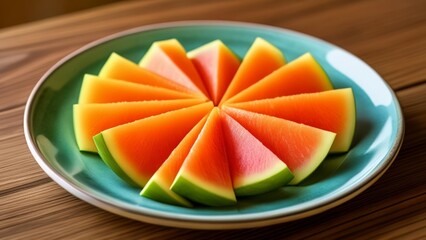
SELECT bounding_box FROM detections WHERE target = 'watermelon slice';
[141,116,207,207]
[78,74,199,104]
[227,88,356,153]
[220,111,294,196]
[73,99,205,152]
[171,108,236,206]
[222,107,336,184]
[225,53,333,104]
[139,39,209,97]
[93,102,214,187]
[98,53,190,93]
[188,40,240,105]
[219,37,286,105]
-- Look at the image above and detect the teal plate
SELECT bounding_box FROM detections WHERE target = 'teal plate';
[24,21,404,229]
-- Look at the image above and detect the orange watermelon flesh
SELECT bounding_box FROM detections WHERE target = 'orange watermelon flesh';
[93,102,214,187]
[220,111,294,196]
[73,99,205,152]
[188,40,240,105]
[222,107,336,184]
[227,88,356,153]
[219,37,286,105]
[98,53,191,93]
[141,116,207,207]
[171,108,236,206]
[139,39,209,98]
[78,75,198,104]
[225,53,333,104]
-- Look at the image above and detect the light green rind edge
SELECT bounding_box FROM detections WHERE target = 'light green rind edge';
[330,88,357,153]
[93,133,139,187]
[235,167,294,197]
[309,53,334,90]
[140,181,193,208]
[289,131,336,185]
[171,176,236,207]
[73,104,99,153]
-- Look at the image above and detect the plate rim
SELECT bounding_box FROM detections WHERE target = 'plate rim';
[23,20,405,229]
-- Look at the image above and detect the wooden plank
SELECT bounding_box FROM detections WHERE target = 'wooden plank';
[0,133,48,194]
[1,182,197,239]
[0,106,25,139]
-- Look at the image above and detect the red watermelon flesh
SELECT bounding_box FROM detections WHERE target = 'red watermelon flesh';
[220,111,294,196]
[139,39,209,98]
[188,40,240,105]
[171,108,236,206]
[227,88,355,152]
[222,107,336,184]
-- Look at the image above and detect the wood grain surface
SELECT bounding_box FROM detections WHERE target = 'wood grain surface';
[1,0,425,239]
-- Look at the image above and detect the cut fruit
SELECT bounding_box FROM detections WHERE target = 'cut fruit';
[188,40,240,105]
[227,88,355,152]
[74,99,205,152]
[171,108,236,206]
[220,112,294,196]
[141,116,207,207]
[225,53,333,104]
[73,38,357,207]
[78,74,198,104]
[222,107,336,184]
[220,37,286,104]
[93,102,214,187]
[139,39,209,97]
[98,53,190,92]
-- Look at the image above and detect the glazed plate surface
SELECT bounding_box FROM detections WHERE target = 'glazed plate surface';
[24,21,404,229]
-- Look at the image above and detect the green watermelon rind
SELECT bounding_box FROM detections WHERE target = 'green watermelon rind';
[289,130,336,185]
[171,175,237,207]
[332,88,356,153]
[93,133,139,187]
[73,104,92,152]
[140,180,193,208]
[235,166,294,197]
[308,53,334,90]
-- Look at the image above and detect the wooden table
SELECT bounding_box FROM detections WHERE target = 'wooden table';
[1,0,425,238]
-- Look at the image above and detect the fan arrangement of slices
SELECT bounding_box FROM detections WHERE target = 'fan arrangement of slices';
[73,38,356,207]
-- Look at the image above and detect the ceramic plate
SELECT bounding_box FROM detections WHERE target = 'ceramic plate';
[24,21,404,229]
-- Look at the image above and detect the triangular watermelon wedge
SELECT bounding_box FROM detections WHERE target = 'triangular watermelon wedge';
[225,53,333,104]
[74,99,205,152]
[93,102,213,187]
[98,53,190,93]
[227,88,356,153]
[139,39,209,97]
[171,108,236,206]
[141,116,207,207]
[220,111,294,196]
[78,74,199,104]
[219,37,286,105]
[188,40,240,105]
[222,107,336,184]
